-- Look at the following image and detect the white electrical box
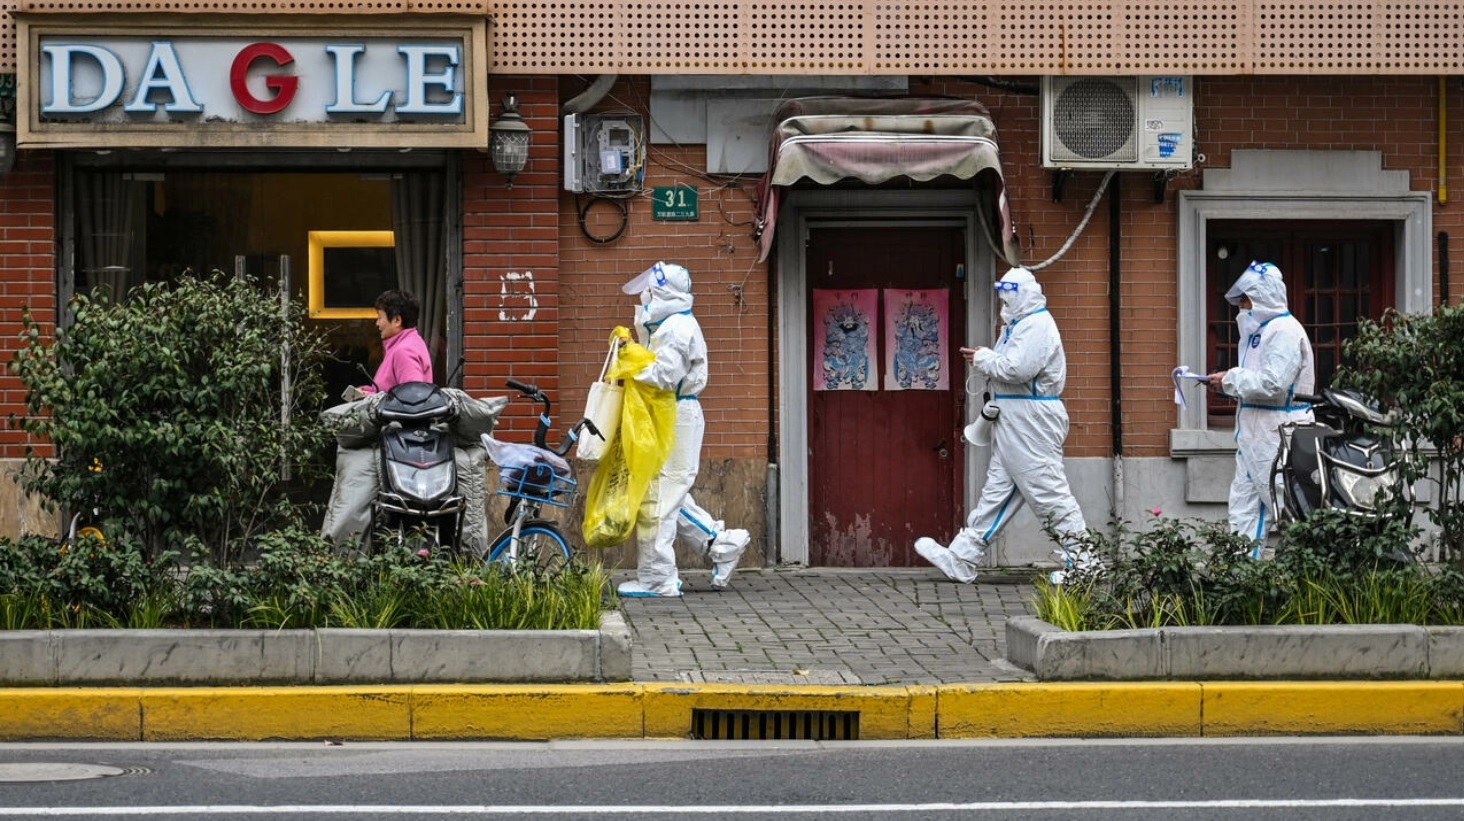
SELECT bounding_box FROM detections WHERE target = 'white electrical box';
[1041,76,1194,171]
[563,113,645,194]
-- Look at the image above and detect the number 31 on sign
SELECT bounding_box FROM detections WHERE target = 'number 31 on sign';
[652,186,699,221]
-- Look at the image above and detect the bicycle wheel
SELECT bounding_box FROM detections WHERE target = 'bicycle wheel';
[486,521,573,575]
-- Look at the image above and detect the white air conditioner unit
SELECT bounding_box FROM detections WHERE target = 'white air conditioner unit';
[1041,76,1194,171]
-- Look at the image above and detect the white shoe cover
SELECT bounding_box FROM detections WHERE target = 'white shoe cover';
[617,578,683,598]
[1052,547,1101,571]
[709,529,750,590]
[914,537,978,584]
[1049,546,1101,585]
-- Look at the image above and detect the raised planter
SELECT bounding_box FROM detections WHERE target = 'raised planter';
[0,611,631,686]
[1007,615,1464,681]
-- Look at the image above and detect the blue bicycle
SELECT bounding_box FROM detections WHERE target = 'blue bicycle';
[482,379,602,573]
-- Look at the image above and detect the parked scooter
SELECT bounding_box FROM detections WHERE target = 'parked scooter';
[321,367,505,555]
[1269,387,1410,524]
[372,380,463,548]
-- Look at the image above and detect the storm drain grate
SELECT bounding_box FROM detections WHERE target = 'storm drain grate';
[691,708,860,740]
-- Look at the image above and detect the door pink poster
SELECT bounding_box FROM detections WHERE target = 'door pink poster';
[812,289,878,390]
[884,288,949,391]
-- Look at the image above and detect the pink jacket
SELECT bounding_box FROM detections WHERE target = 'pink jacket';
[363,327,433,393]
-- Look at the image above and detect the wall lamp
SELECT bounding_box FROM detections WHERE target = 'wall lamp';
[488,94,531,188]
[0,120,15,178]
[0,103,15,176]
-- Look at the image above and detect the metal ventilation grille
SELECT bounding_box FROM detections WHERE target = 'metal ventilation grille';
[485,0,1464,74]
[691,708,861,741]
[1049,77,1136,162]
[1258,1,1464,71]
[989,3,1250,73]
[3,0,1464,75]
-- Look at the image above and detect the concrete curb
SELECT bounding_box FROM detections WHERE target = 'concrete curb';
[1,681,1461,741]
[0,612,632,686]
[1006,616,1464,681]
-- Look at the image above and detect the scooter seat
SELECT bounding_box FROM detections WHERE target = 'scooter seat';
[379,381,453,422]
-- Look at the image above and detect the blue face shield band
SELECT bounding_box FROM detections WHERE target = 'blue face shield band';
[994,281,1020,292]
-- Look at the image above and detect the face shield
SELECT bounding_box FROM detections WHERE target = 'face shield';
[995,267,1038,309]
[1226,261,1282,306]
[623,261,692,297]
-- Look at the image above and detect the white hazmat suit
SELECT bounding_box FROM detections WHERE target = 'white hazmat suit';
[1214,261,1315,552]
[615,262,751,598]
[914,267,1090,584]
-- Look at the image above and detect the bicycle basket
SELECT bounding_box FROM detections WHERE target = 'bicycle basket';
[498,464,577,507]
[482,435,576,507]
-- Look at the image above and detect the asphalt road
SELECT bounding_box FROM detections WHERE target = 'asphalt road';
[2,738,1464,819]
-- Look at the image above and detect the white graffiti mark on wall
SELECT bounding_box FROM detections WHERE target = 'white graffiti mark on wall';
[499,271,537,321]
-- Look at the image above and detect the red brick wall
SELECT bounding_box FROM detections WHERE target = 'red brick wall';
[554,76,771,461]
[463,76,563,440]
[0,152,56,460]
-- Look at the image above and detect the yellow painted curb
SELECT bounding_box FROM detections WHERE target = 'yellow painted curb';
[1201,681,1464,736]
[3,681,1463,742]
[0,688,144,741]
[411,685,643,740]
[140,687,412,741]
[641,684,923,740]
[937,682,1204,738]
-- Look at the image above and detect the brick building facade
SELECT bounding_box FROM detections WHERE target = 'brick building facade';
[1,6,1459,570]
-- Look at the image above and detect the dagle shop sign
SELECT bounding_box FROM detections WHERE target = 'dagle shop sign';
[15,17,489,149]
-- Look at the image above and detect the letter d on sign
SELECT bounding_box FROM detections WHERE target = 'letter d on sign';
[42,44,125,114]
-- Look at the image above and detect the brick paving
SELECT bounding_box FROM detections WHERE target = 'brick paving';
[614,567,1040,685]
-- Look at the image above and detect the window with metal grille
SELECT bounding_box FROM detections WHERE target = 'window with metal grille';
[1205,221,1395,429]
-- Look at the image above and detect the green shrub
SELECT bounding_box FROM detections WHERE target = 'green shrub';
[1274,506,1422,583]
[9,271,332,565]
[0,532,175,627]
[0,525,610,631]
[1054,514,1290,628]
[1337,303,1464,566]
[1043,509,1447,630]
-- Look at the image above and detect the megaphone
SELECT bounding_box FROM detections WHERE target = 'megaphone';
[963,401,1000,447]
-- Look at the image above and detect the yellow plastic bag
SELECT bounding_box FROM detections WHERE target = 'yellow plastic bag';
[582,329,676,548]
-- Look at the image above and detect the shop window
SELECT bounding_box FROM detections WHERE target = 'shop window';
[71,167,450,401]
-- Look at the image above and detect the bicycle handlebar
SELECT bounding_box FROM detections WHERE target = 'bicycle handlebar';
[505,379,602,456]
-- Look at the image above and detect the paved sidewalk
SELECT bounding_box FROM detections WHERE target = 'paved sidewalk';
[613,567,1039,686]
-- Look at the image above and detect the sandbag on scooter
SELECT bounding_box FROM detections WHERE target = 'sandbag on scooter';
[321,383,508,555]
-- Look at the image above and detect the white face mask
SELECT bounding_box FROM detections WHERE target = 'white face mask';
[640,289,652,306]
[1237,310,1261,340]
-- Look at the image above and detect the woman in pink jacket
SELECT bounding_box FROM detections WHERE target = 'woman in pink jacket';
[360,289,433,394]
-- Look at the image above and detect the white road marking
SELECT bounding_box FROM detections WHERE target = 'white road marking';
[4,799,1464,815]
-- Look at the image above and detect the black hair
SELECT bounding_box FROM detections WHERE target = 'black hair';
[375,289,420,329]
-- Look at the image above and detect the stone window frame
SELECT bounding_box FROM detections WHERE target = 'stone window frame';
[1172,150,1432,457]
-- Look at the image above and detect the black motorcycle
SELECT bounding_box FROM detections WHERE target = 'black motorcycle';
[1270,387,1409,523]
[373,381,463,547]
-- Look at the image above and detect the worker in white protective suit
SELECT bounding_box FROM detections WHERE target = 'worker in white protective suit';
[914,266,1091,585]
[615,261,752,598]
[1206,261,1315,554]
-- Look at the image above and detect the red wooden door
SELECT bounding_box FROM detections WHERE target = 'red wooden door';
[806,226,967,566]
